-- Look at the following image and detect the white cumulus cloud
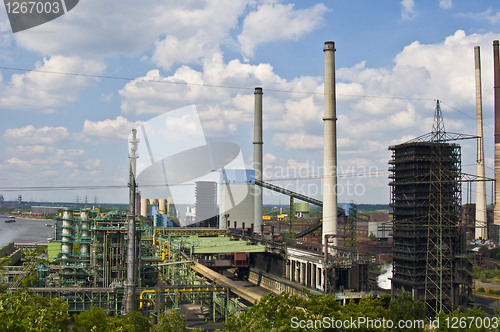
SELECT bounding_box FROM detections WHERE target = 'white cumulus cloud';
[119,52,323,138]
[439,0,452,9]
[238,2,329,60]
[0,56,105,110]
[458,7,500,25]
[400,0,416,20]
[83,116,143,140]
[272,132,323,150]
[5,145,48,155]
[4,125,70,144]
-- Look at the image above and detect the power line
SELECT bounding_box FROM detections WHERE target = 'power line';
[440,101,495,132]
[0,171,390,192]
[2,65,487,126]
[0,65,487,125]
[0,65,437,100]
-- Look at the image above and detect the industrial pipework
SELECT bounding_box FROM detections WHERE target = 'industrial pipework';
[61,209,73,269]
[475,46,487,239]
[322,41,338,250]
[254,87,263,234]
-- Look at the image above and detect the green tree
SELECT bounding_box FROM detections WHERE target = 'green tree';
[73,307,152,332]
[299,289,341,317]
[72,307,109,332]
[19,245,49,287]
[224,292,310,332]
[338,295,390,332]
[152,309,203,332]
[119,311,152,332]
[387,291,426,332]
[433,307,495,332]
[0,290,70,331]
[224,290,393,332]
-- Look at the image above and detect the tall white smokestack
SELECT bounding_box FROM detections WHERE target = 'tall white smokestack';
[322,41,338,250]
[475,46,487,239]
[494,40,500,227]
[254,87,263,233]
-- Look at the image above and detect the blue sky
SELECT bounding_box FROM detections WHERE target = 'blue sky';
[0,0,500,205]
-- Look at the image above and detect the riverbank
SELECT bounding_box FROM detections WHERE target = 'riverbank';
[0,214,54,222]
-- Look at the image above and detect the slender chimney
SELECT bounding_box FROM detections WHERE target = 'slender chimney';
[125,129,139,313]
[475,46,487,239]
[322,41,338,250]
[494,41,500,227]
[254,87,263,233]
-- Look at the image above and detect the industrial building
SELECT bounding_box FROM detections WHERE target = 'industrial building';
[389,103,472,315]
[194,181,218,227]
[219,169,255,230]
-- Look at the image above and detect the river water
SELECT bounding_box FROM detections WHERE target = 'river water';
[0,216,55,247]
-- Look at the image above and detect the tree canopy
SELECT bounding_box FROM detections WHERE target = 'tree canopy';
[0,288,499,332]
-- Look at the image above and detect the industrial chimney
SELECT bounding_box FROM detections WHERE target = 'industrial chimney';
[322,41,338,250]
[125,129,139,313]
[475,46,487,239]
[254,87,263,233]
[494,41,500,227]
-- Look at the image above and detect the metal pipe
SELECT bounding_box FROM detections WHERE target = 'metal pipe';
[475,46,487,238]
[254,87,263,234]
[494,40,500,226]
[322,41,338,251]
[135,191,141,216]
[125,129,139,313]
